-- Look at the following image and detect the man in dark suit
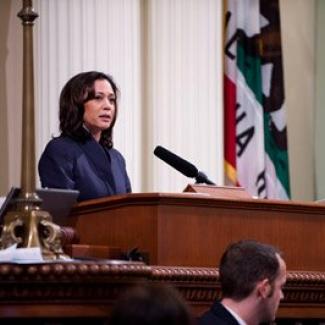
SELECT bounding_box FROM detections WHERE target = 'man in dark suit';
[198,240,286,325]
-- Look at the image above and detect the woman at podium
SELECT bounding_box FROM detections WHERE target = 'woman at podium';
[38,71,132,201]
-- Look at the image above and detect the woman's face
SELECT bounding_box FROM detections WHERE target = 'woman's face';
[83,79,116,141]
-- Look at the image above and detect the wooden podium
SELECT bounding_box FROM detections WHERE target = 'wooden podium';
[0,189,324,321]
[68,190,325,271]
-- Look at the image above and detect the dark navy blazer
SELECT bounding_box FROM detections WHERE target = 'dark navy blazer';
[38,135,131,201]
[198,301,240,325]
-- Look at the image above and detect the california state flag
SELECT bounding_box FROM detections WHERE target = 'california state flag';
[224,0,290,199]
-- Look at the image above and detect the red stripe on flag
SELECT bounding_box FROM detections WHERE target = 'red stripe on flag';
[224,74,237,178]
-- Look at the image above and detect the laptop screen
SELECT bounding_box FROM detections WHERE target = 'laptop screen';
[0,187,79,226]
[36,188,79,225]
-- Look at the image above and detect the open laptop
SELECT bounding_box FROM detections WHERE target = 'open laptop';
[0,187,79,226]
[36,188,79,225]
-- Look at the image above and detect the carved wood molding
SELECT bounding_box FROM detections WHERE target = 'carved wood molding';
[151,266,219,281]
[150,266,325,306]
[151,266,325,284]
[284,271,325,304]
[0,262,323,308]
[150,266,221,303]
[0,261,151,305]
[287,270,325,283]
[0,261,151,281]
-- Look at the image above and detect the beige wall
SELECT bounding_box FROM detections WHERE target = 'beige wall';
[0,0,22,196]
[315,0,325,200]
[0,0,10,195]
[280,0,316,200]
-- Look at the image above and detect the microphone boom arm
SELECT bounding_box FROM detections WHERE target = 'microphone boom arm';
[195,171,216,185]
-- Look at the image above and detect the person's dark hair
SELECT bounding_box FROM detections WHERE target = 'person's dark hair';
[219,240,282,301]
[59,71,119,148]
[109,283,193,325]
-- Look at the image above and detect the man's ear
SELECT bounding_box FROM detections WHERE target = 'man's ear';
[256,279,271,299]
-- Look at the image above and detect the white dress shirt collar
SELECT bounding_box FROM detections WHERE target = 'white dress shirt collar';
[223,304,247,325]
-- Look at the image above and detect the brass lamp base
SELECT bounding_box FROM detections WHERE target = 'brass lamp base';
[0,208,69,261]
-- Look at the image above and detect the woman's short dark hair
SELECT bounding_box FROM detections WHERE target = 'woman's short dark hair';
[219,240,281,300]
[59,71,119,148]
[109,283,193,325]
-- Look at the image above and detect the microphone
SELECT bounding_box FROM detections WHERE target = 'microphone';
[153,145,216,185]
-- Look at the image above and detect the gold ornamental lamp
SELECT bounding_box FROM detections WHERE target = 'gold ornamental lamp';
[0,0,67,260]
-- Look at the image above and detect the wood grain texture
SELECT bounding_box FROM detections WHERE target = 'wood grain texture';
[68,193,325,270]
